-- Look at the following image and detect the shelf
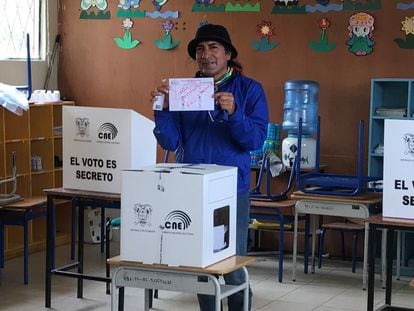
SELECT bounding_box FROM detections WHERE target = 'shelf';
[372,115,409,120]
[31,137,53,142]
[368,79,414,178]
[5,138,29,144]
[31,169,54,175]
[1,102,75,262]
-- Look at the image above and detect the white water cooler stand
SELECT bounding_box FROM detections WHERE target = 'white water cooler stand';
[282,136,316,169]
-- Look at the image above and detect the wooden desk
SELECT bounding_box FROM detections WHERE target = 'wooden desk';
[0,196,47,284]
[44,187,120,308]
[108,255,255,311]
[367,215,414,311]
[290,191,382,289]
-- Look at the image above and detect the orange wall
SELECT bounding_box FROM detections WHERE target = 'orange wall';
[58,1,413,170]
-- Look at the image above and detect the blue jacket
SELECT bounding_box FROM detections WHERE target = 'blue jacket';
[153,71,269,194]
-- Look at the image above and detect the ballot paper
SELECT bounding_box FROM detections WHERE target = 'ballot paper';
[169,78,214,111]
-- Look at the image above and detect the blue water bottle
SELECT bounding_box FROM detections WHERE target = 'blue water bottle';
[282,80,319,135]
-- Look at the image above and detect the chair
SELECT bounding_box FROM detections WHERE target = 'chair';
[0,197,47,284]
[249,154,311,282]
[317,218,365,273]
[295,117,379,197]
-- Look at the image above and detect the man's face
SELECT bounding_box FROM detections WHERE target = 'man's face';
[195,40,231,80]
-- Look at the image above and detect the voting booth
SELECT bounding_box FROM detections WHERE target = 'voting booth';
[383,119,414,219]
[63,106,156,194]
[121,163,237,267]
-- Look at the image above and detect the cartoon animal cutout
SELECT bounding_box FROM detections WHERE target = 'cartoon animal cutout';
[117,0,140,10]
[152,0,168,11]
[274,0,299,5]
[80,0,108,11]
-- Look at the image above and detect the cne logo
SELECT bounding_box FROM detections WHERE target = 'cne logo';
[164,210,191,230]
[98,122,118,140]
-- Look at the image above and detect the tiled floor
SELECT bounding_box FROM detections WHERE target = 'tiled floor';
[0,243,413,311]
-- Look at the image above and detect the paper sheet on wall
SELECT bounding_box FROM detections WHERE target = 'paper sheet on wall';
[169,78,214,111]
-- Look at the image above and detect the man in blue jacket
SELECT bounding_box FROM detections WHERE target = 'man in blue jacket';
[150,23,269,311]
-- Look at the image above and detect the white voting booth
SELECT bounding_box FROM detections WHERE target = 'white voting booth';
[383,119,414,219]
[121,163,237,267]
[63,106,156,194]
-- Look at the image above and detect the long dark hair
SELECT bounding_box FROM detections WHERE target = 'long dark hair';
[225,47,243,73]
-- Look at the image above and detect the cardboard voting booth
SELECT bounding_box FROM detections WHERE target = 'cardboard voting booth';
[63,106,156,194]
[383,119,414,219]
[121,163,237,267]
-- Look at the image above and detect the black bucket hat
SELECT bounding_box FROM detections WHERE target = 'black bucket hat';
[187,24,238,60]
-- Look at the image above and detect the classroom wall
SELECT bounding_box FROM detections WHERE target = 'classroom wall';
[58,0,413,172]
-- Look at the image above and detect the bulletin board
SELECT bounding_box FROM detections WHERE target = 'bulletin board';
[58,0,414,172]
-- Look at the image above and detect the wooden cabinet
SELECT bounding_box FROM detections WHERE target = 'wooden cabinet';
[368,79,414,178]
[1,101,74,259]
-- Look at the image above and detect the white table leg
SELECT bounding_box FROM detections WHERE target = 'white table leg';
[363,221,369,290]
[311,215,316,274]
[292,210,299,281]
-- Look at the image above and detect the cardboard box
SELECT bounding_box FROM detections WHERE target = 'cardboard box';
[383,119,414,219]
[63,106,156,194]
[121,163,237,267]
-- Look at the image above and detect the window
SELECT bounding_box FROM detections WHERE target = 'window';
[0,0,43,60]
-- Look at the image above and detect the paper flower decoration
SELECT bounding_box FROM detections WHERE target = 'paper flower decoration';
[155,20,180,50]
[251,21,279,51]
[114,18,140,49]
[394,16,414,49]
[308,17,336,52]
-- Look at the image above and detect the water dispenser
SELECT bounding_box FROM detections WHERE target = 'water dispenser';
[281,80,319,169]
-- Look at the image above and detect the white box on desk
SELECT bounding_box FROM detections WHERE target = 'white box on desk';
[383,119,414,219]
[120,163,237,267]
[63,106,156,194]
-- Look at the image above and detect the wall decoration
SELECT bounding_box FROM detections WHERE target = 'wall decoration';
[346,12,375,56]
[192,0,225,12]
[114,18,140,49]
[397,1,414,10]
[116,0,146,18]
[80,0,111,19]
[146,10,179,19]
[306,2,343,13]
[251,21,279,51]
[272,0,306,14]
[343,0,381,11]
[155,20,180,50]
[225,2,260,12]
[308,17,336,52]
[394,16,414,49]
[152,0,169,11]
[118,0,140,9]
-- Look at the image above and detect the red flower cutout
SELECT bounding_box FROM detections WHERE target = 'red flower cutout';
[256,21,274,39]
[318,17,331,30]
